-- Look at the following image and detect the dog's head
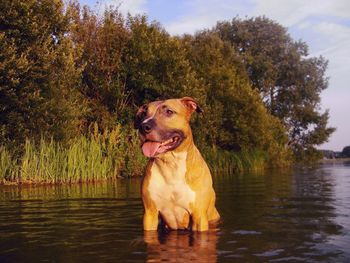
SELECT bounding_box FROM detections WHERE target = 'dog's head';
[134,97,202,158]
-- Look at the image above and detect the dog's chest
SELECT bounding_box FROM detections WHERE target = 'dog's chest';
[147,153,195,211]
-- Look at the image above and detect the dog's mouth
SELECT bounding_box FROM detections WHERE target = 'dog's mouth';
[141,135,183,158]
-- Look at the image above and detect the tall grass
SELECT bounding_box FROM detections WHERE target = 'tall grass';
[1,124,276,185]
[0,146,18,183]
[0,124,146,185]
[203,147,267,174]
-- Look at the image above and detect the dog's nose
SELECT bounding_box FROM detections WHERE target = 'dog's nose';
[141,121,153,134]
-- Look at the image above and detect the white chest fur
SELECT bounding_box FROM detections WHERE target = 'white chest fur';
[147,152,196,212]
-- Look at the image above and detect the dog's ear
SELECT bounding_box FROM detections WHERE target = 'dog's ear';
[134,104,147,129]
[180,97,203,114]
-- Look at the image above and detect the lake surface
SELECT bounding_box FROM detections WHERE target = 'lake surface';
[1,162,350,262]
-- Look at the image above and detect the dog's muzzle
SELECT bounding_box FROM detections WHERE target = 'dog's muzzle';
[140,119,155,135]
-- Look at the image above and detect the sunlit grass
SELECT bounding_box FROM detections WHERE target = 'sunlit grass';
[203,147,267,174]
[0,146,18,183]
[1,124,276,185]
[0,124,146,185]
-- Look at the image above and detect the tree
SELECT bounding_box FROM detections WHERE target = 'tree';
[124,15,205,107]
[214,16,335,158]
[70,8,205,128]
[182,31,290,163]
[342,146,350,158]
[69,3,130,129]
[0,0,85,145]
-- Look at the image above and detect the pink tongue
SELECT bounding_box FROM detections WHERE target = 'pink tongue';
[142,141,162,157]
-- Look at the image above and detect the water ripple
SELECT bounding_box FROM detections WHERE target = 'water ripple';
[0,164,350,262]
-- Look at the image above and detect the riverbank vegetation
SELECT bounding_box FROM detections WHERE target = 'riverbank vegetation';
[0,0,334,184]
[0,124,146,184]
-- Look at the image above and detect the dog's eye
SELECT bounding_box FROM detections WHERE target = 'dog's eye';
[166,109,174,116]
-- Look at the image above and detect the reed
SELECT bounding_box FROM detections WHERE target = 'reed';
[1,124,272,185]
[0,146,18,183]
[202,147,267,174]
[0,124,146,185]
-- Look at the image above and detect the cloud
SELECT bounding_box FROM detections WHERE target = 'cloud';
[292,21,350,150]
[164,0,350,35]
[312,22,350,150]
[90,0,147,16]
[164,0,253,35]
[115,0,147,15]
[313,22,350,44]
[305,21,350,72]
[253,0,350,26]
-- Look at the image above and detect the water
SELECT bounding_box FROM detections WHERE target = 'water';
[1,162,350,262]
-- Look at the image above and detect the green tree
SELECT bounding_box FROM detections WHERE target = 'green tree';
[70,7,204,127]
[69,3,130,129]
[124,15,205,107]
[0,0,329,166]
[0,0,85,145]
[215,16,335,158]
[182,31,290,163]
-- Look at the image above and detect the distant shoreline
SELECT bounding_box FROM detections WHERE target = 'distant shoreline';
[319,158,350,164]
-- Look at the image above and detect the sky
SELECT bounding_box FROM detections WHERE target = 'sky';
[79,0,350,151]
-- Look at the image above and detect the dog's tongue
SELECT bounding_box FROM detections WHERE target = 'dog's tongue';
[142,141,162,157]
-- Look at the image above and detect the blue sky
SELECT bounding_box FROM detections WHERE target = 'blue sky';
[79,0,350,151]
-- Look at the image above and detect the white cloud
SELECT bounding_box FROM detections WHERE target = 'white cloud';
[94,0,147,16]
[308,22,350,72]
[294,20,350,150]
[165,0,252,35]
[284,19,350,150]
[315,24,350,150]
[166,16,216,35]
[116,0,146,15]
[313,22,350,44]
[331,0,350,19]
[254,0,327,26]
[253,0,350,27]
[164,0,350,35]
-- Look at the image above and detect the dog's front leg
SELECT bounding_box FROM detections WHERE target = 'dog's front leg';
[143,209,159,231]
[191,209,209,232]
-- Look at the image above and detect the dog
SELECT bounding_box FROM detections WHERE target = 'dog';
[135,97,220,231]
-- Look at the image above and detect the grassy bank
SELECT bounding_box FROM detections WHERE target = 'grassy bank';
[1,127,273,185]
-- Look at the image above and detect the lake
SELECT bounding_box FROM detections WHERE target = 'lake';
[1,162,350,262]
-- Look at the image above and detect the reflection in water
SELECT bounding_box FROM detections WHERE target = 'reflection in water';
[0,178,142,200]
[144,230,218,262]
[0,163,350,262]
[214,166,347,262]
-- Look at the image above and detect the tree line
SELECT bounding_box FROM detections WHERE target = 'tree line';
[0,0,335,164]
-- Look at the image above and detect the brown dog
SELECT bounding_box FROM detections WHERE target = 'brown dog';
[135,97,220,231]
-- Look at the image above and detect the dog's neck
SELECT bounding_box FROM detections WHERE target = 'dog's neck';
[150,132,197,182]
[152,150,188,183]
